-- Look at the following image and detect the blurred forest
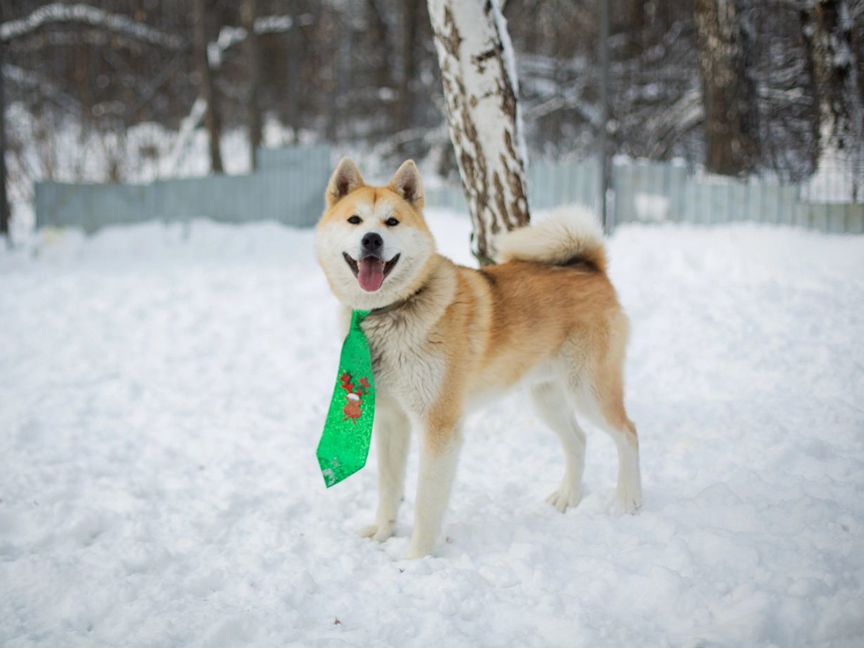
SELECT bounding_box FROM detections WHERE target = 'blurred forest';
[1,0,863,220]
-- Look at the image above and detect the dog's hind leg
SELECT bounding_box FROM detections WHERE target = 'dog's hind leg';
[531,381,587,512]
[598,398,641,514]
[569,369,642,515]
[360,400,411,542]
[405,422,463,559]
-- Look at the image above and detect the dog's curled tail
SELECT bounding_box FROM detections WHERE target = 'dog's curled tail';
[496,205,607,273]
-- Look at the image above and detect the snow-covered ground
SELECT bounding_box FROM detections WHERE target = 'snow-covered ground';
[1,211,863,647]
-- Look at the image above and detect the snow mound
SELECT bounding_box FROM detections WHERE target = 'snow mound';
[1,211,863,647]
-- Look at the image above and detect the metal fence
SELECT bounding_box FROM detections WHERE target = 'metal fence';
[611,159,863,234]
[34,146,863,234]
[428,158,862,234]
[35,145,332,232]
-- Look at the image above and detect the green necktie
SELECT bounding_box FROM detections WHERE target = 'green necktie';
[316,310,377,487]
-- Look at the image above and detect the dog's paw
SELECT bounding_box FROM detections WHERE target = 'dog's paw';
[546,484,583,513]
[403,532,437,559]
[609,486,642,515]
[359,520,396,542]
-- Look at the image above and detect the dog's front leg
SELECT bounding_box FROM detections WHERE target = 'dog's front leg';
[406,421,463,559]
[360,401,410,542]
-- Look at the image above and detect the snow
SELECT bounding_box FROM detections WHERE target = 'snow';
[1,210,864,647]
[634,192,669,222]
[167,98,209,174]
[208,27,246,69]
[0,3,183,48]
[804,143,862,203]
[207,17,303,69]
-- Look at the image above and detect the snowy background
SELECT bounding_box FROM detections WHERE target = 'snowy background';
[1,210,863,647]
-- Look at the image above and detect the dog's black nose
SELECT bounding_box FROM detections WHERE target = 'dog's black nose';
[361,232,383,254]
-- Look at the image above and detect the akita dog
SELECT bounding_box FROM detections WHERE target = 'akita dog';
[316,158,641,558]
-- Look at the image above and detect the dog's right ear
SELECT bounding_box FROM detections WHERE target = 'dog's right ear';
[326,158,365,207]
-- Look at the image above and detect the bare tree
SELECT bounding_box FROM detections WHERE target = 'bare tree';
[801,0,863,198]
[193,0,224,174]
[0,11,9,241]
[4,0,849,205]
[366,0,395,95]
[427,0,530,264]
[243,0,262,170]
[285,15,303,142]
[398,0,422,132]
[694,0,759,175]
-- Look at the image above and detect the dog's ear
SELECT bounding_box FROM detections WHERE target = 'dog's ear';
[389,160,424,210]
[326,158,365,207]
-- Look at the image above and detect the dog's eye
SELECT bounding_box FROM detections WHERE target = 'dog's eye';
[347,215,362,225]
[385,217,399,227]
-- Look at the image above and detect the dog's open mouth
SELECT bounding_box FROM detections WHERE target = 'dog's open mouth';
[343,252,400,292]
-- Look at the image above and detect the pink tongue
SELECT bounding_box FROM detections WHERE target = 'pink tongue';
[358,258,385,292]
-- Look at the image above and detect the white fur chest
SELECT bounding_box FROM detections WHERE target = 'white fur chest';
[362,315,445,417]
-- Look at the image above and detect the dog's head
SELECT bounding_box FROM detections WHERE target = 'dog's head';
[316,158,436,310]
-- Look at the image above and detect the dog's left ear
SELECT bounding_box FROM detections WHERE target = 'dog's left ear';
[389,160,424,210]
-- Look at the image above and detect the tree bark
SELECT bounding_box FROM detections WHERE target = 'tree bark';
[285,9,303,142]
[801,0,863,198]
[427,0,530,264]
[366,0,395,94]
[193,0,224,174]
[628,0,645,57]
[0,16,9,240]
[243,0,262,170]
[694,0,759,176]
[398,0,421,132]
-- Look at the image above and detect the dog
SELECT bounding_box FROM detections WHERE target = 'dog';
[315,158,641,558]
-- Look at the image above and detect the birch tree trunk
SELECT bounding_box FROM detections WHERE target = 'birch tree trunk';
[427,0,530,264]
[801,0,863,200]
[193,0,224,174]
[694,0,759,176]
